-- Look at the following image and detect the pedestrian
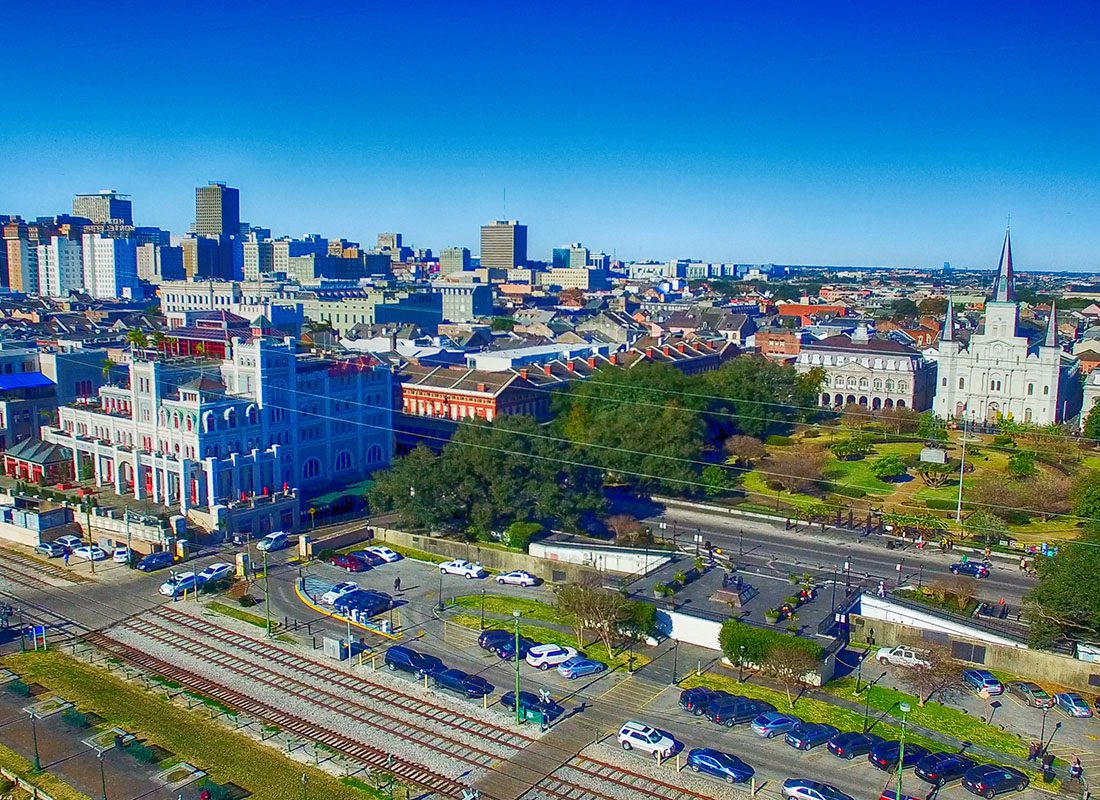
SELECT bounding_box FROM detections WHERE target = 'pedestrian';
[63,549,70,567]
[1027,741,1039,762]
[393,576,401,594]
[1070,756,1084,784]
[1019,557,1027,572]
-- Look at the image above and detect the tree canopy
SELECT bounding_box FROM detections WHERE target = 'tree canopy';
[1027,526,1100,647]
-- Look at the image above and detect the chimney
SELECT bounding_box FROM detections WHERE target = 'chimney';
[662,345,670,356]
[519,369,527,380]
[587,357,596,368]
[477,382,487,392]
[567,361,575,373]
[543,364,552,376]
[645,347,654,359]
[678,342,686,353]
[610,353,618,365]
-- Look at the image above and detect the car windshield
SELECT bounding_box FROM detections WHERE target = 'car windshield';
[644,729,661,743]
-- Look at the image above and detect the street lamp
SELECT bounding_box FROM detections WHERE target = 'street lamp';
[1039,707,1050,752]
[98,750,108,800]
[830,565,838,613]
[301,773,308,800]
[513,610,522,725]
[896,702,911,800]
[844,559,852,589]
[263,545,272,638]
[863,671,888,732]
[738,645,746,682]
[28,710,40,772]
[437,574,445,613]
[480,588,486,630]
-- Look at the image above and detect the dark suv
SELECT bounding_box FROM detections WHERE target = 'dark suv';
[336,590,391,618]
[384,646,443,676]
[136,551,174,572]
[478,629,513,650]
[679,688,731,716]
[705,696,775,727]
[915,753,977,787]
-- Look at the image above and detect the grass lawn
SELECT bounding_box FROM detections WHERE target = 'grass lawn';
[451,594,560,624]
[0,740,91,800]
[447,613,651,669]
[2,651,385,800]
[823,458,895,496]
[207,601,279,631]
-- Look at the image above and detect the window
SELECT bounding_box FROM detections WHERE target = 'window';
[1027,383,1034,396]
[302,458,321,479]
[1043,385,1050,396]
[335,451,352,471]
[959,377,965,389]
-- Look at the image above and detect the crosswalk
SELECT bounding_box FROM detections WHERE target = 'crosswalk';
[595,675,670,710]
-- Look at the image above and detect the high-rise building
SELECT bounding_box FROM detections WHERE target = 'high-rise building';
[552,247,569,268]
[480,220,527,270]
[73,190,133,225]
[136,243,185,283]
[3,219,39,293]
[195,182,241,237]
[439,246,471,276]
[81,233,138,299]
[377,233,402,251]
[37,236,85,297]
[181,236,232,280]
[243,237,275,281]
[568,242,589,269]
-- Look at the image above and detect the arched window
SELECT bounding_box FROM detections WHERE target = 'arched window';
[302,458,321,479]
[366,444,383,465]
[885,380,895,392]
[335,451,352,471]
[833,376,844,388]
[858,378,869,390]
[873,379,882,391]
[202,411,215,433]
[1043,385,1050,396]
[224,408,237,429]
[186,415,193,432]
[958,377,965,389]
[846,377,857,389]
[898,381,908,393]
[1027,383,1034,396]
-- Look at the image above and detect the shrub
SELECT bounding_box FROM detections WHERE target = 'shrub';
[992,434,1016,447]
[6,679,31,696]
[766,435,794,446]
[830,484,867,499]
[718,618,822,664]
[503,521,542,551]
[673,570,688,585]
[127,742,159,764]
[924,498,957,511]
[61,708,89,728]
[802,429,821,439]
[237,594,258,608]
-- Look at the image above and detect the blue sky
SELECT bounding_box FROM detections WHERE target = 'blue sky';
[2,1,1099,269]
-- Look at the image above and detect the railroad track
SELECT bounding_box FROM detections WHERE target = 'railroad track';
[0,547,89,584]
[81,630,476,799]
[0,561,47,592]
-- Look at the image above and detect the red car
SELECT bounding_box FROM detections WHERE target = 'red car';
[330,554,369,573]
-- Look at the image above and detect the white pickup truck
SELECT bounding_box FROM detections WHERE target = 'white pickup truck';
[876,645,931,668]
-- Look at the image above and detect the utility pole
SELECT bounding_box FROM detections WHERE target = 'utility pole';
[513,610,522,725]
[955,417,968,523]
[263,546,272,638]
[124,510,132,567]
[896,702,911,800]
[29,710,41,772]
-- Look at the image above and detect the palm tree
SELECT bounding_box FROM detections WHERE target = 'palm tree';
[149,330,165,351]
[125,328,149,350]
[101,357,116,383]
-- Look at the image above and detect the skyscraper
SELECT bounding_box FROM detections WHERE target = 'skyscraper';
[73,190,133,225]
[194,182,240,237]
[37,236,84,297]
[439,246,471,276]
[81,233,138,299]
[480,220,527,270]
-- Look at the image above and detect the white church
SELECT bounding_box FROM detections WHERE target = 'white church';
[932,231,1079,425]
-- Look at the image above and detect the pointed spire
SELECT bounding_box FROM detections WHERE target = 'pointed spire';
[991,228,1016,303]
[942,298,955,342]
[1045,299,1058,347]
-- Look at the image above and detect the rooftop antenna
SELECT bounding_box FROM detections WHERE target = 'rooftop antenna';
[1006,213,1011,230]
[503,187,507,219]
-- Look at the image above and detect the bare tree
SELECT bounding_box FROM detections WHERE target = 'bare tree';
[724,435,767,466]
[589,586,630,657]
[931,574,979,612]
[840,403,875,431]
[895,644,964,706]
[556,575,628,652]
[555,581,595,648]
[876,406,921,435]
[605,514,650,545]
[1020,470,1071,522]
[760,640,821,708]
[767,447,828,495]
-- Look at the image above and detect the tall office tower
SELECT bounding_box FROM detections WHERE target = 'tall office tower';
[81,233,138,299]
[194,182,241,237]
[37,236,84,296]
[136,243,185,283]
[552,247,569,268]
[180,235,231,279]
[568,242,589,269]
[377,232,402,250]
[3,220,39,293]
[72,190,133,225]
[439,246,471,276]
[272,239,290,274]
[480,220,527,270]
[243,236,275,280]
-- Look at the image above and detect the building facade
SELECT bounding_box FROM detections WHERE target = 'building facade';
[195,182,240,237]
[432,280,493,323]
[72,190,132,225]
[439,246,471,276]
[37,236,84,297]
[82,233,138,299]
[933,232,1077,425]
[480,220,527,270]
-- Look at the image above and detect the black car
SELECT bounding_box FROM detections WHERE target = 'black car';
[336,590,391,617]
[915,753,977,787]
[705,697,775,727]
[495,636,540,660]
[384,645,443,675]
[868,741,930,771]
[962,765,1028,798]
[478,629,513,650]
[350,549,386,567]
[136,550,174,572]
[431,667,494,698]
[827,732,884,760]
[679,688,732,716]
[499,690,563,720]
[785,722,840,751]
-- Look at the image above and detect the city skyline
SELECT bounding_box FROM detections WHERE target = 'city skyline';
[2,1,1099,269]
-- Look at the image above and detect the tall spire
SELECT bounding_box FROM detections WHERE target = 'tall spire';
[991,228,1016,303]
[1045,299,1058,347]
[941,298,955,342]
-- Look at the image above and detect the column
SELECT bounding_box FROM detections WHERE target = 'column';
[113,448,123,494]
[72,447,81,481]
[132,457,144,500]
[93,450,104,487]
[206,460,218,506]
[151,462,161,504]
[179,461,190,514]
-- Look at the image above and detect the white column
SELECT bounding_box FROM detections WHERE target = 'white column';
[132,457,144,500]
[206,459,218,506]
[93,450,104,487]
[179,461,190,514]
[113,448,123,494]
[151,462,161,504]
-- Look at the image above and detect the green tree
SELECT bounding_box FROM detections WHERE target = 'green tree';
[1026,527,1100,647]
[870,454,908,481]
[490,317,515,332]
[502,521,542,551]
[701,465,732,496]
[917,297,949,317]
[1007,449,1037,478]
[1083,402,1100,441]
[963,510,1008,545]
[125,328,149,349]
[830,434,873,460]
[702,356,824,439]
[890,298,920,320]
[1070,470,1100,519]
[916,412,948,444]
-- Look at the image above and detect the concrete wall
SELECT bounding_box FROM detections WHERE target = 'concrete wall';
[858,594,1026,649]
[656,607,722,650]
[849,614,1100,694]
[529,541,671,573]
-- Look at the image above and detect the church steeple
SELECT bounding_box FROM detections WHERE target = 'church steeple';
[941,298,955,342]
[1045,299,1058,347]
[991,228,1016,303]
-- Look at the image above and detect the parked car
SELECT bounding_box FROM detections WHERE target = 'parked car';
[876,646,931,668]
[706,696,775,727]
[951,562,990,578]
[785,722,840,751]
[680,687,731,716]
[495,636,540,660]
[349,549,386,567]
[616,721,676,759]
[686,748,754,784]
[478,629,513,650]
[439,559,487,579]
[558,656,607,680]
[496,570,539,587]
[431,668,493,698]
[962,765,1028,798]
[868,741,930,771]
[525,644,577,670]
[35,541,66,558]
[827,732,884,760]
[196,562,232,584]
[1053,692,1093,718]
[72,545,107,561]
[751,712,801,738]
[112,547,134,565]
[54,535,84,550]
[499,690,563,720]
[136,550,174,572]
[321,581,360,606]
[915,753,977,787]
[336,590,391,618]
[963,670,1004,696]
[256,531,289,552]
[159,571,199,597]
[1007,681,1053,708]
[384,645,443,675]
[365,546,402,563]
[330,554,369,573]
[781,779,855,800]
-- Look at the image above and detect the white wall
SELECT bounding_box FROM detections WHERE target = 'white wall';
[859,594,1025,649]
[528,541,671,574]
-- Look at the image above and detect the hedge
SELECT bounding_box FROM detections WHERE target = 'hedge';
[830,484,867,499]
[718,619,823,665]
[766,435,794,446]
[924,498,957,511]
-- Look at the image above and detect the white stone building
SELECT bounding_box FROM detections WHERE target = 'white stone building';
[36,236,84,297]
[932,231,1078,425]
[81,233,138,300]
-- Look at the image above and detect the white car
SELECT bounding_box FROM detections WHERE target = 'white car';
[256,531,289,552]
[617,721,676,759]
[55,535,84,550]
[112,547,133,564]
[71,545,107,561]
[876,646,931,668]
[321,581,359,605]
[525,644,577,670]
[159,571,199,597]
[196,562,232,584]
[366,546,402,563]
[496,570,538,587]
[439,559,487,579]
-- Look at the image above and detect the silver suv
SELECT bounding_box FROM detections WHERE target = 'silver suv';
[617,721,676,759]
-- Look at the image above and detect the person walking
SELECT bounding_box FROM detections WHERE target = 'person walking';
[1027,741,1040,762]
[63,549,70,567]
[393,576,401,594]
[1070,756,1084,784]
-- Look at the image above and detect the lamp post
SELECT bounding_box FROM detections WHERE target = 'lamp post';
[830,566,838,613]
[917,564,924,589]
[513,610,522,725]
[480,588,486,630]
[738,645,746,683]
[863,671,888,733]
[1039,707,1050,752]
[301,773,308,800]
[844,559,851,589]
[29,710,41,772]
[896,702,911,800]
[98,750,108,800]
[262,545,272,638]
[437,574,444,613]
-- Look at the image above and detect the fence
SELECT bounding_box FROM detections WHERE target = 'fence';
[0,766,59,800]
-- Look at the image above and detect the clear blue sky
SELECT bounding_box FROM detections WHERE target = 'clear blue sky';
[2,1,1099,269]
